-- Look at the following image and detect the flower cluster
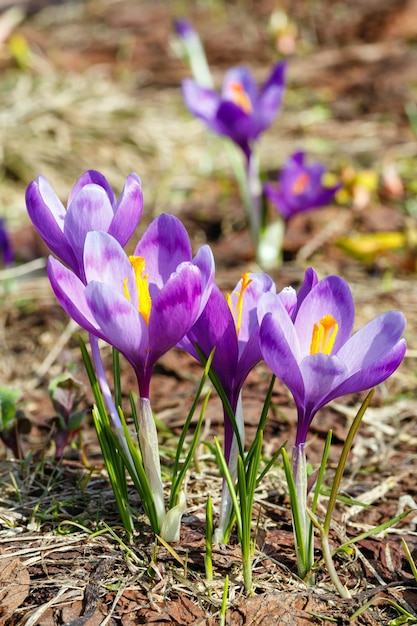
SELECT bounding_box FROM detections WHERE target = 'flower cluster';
[26,170,407,553]
[177,20,341,266]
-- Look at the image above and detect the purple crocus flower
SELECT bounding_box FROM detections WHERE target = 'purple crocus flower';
[0,218,14,266]
[26,170,143,281]
[182,62,286,161]
[48,213,214,399]
[258,267,406,576]
[47,213,214,532]
[26,170,144,469]
[175,18,196,40]
[259,269,407,448]
[264,151,341,220]
[179,271,295,539]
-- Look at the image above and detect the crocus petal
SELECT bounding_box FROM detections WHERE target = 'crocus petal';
[260,61,287,97]
[260,309,305,404]
[148,264,202,364]
[329,311,407,399]
[293,268,319,318]
[215,100,253,151]
[229,273,276,345]
[295,276,355,356]
[277,286,297,317]
[134,214,192,288]
[192,244,215,314]
[26,177,77,270]
[254,74,286,133]
[84,231,135,299]
[47,257,99,334]
[182,79,220,122]
[266,150,340,219]
[108,173,143,246]
[264,184,293,219]
[235,329,264,393]
[86,281,147,365]
[294,353,348,445]
[64,185,115,263]
[67,170,115,207]
[0,219,14,266]
[184,285,239,396]
[175,19,195,39]
[299,353,347,415]
[222,66,258,105]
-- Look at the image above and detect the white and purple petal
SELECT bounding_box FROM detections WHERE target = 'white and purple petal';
[295,276,355,356]
[222,66,258,105]
[84,231,135,299]
[47,257,99,335]
[148,264,202,365]
[134,214,192,288]
[26,177,77,270]
[64,185,115,263]
[85,281,147,366]
[329,311,407,399]
[67,170,115,207]
[260,309,305,403]
[191,244,215,315]
[182,79,220,122]
[108,173,143,246]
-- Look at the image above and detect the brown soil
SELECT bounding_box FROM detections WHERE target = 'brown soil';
[1,0,417,624]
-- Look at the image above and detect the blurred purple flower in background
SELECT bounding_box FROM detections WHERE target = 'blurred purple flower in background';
[264,151,341,220]
[0,218,13,266]
[175,18,196,40]
[183,62,286,161]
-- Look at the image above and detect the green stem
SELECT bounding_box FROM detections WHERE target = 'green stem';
[138,397,165,528]
[323,389,374,536]
[205,496,213,580]
[308,510,351,599]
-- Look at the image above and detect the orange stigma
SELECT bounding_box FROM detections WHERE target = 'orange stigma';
[310,315,338,355]
[228,81,253,115]
[292,172,310,195]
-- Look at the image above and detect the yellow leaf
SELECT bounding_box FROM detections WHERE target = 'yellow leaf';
[337,232,405,261]
[8,33,31,69]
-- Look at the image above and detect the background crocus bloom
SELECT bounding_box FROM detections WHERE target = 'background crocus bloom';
[175,18,196,40]
[264,151,341,220]
[26,170,143,281]
[182,62,286,160]
[259,269,407,447]
[0,218,14,266]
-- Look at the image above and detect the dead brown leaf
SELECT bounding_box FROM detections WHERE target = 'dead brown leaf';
[0,556,30,625]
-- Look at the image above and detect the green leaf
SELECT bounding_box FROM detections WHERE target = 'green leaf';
[0,386,22,430]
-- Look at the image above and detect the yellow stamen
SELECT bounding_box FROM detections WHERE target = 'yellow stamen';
[227,272,253,335]
[310,315,338,355]
[123,277,131,302]
[292,172,310,195]
[124,256,152,325]
[228,81,253,115]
